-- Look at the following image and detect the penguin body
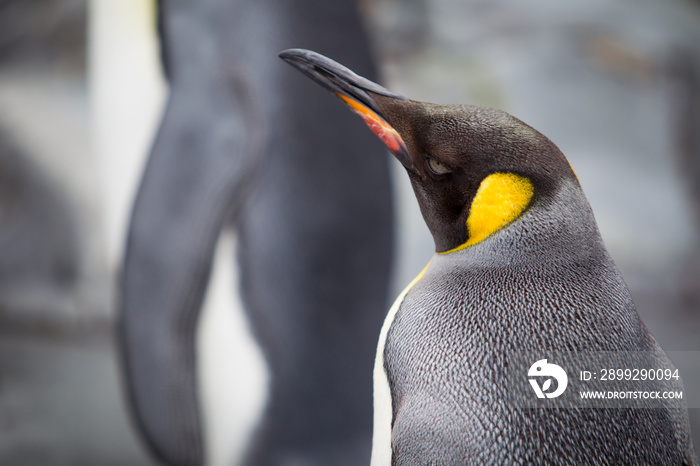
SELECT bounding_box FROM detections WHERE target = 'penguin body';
[280,49,697,465]
[377,177,687,464]
[120,2,393,466]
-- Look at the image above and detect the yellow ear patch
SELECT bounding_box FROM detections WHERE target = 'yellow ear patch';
[442,173,534,254]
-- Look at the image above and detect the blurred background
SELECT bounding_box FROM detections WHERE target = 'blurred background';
[0,0,699,464]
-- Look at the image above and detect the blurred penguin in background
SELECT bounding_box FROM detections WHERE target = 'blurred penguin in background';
[112,0,394,465]
[0,0,83,333]
[0,131,80,326]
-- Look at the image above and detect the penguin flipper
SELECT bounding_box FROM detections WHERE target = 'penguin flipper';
[119,79,260,465]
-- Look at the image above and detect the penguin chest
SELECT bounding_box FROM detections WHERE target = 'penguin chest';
[376,265,690,465]
[378,285,508,464]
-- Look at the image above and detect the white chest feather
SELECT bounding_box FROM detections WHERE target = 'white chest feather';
[197,230,269,466]
[370,262,430,466]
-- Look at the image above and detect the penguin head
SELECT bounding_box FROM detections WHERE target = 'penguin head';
[280,49,578,253]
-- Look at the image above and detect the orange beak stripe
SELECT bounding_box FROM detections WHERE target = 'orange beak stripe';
[337,93,406,155]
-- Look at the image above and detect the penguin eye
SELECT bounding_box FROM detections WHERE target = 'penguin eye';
[426,157,452,176]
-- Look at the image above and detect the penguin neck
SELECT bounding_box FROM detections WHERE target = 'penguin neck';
[431,178,611,271]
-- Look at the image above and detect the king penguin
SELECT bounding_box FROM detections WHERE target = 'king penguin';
[119,2,393,466]
[280,49,698,465]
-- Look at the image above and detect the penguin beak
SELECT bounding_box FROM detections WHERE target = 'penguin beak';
[279,48,416,173]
